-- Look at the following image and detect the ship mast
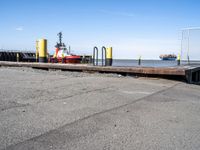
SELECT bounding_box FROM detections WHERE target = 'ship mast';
[58,32,62,47]
[55,32,69,54]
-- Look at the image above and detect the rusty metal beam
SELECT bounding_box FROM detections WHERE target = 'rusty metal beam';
[0,61,187,75]
[1,61,200,84]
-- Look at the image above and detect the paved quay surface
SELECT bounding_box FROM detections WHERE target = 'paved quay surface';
[0,67,200,150]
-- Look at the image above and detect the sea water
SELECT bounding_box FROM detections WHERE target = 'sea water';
[110,59,200,67]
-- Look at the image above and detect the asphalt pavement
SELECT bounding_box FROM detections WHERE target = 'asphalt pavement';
[0,67,200,150]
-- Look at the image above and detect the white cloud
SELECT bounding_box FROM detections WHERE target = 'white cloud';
[15,27,24,31]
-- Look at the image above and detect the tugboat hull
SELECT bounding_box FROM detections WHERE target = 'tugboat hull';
[65,56,81,63]
[50,56,81,64]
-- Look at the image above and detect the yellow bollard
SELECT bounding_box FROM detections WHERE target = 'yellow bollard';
[106,47,113,66]
[177,54,181,66]
[38,39,47,63]
[62,53,65,63]
[36,40,39,62]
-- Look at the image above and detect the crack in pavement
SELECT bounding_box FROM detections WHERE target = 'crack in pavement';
[0,103,30,113]
[37,86,113,104]
[3,83,180,149]
[0,86,112,113]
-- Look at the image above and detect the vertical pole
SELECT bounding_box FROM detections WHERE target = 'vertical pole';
[96,48,98,66]
[36,40,39,62]
[177,53,181,66]
[82,55,85,64]
[62,53,65,63]
[58,32,62,46]
[38,39,47,63]
[102,46,106,66]
[180,30,183,60]
[187,29,190,64]
[93,48,95,66]
[69,46,71,54]
[93,47,98,66]
[16,53,19,62]
[138,56,141,66]
[105,47,113,66]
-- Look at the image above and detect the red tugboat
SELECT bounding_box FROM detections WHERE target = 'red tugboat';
[50,32,81,63]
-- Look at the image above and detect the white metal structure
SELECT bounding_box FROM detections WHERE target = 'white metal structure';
[181,27,200,61]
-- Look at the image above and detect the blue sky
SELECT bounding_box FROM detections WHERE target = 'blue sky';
[0,0,200,59]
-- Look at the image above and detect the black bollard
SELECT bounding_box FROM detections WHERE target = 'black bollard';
[138,56,142,66]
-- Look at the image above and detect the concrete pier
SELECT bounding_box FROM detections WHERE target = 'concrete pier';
[0,67,200,150]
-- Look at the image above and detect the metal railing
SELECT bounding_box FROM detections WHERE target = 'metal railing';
[93,46,106,66]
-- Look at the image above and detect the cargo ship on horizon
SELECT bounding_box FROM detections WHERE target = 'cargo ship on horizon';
[159,54,177,61]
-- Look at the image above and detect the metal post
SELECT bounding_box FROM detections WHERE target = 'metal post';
[180,30,183,61]
[138,56,141,66]
[105,47,113,66]
[16,53,19,62]
[69,46,71,54]
[102,46,106,66]
[177,54,181,66]
[187,29,190,64]
[62,54,65,63]
[93,47,98,66]
[36,40,39,62]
